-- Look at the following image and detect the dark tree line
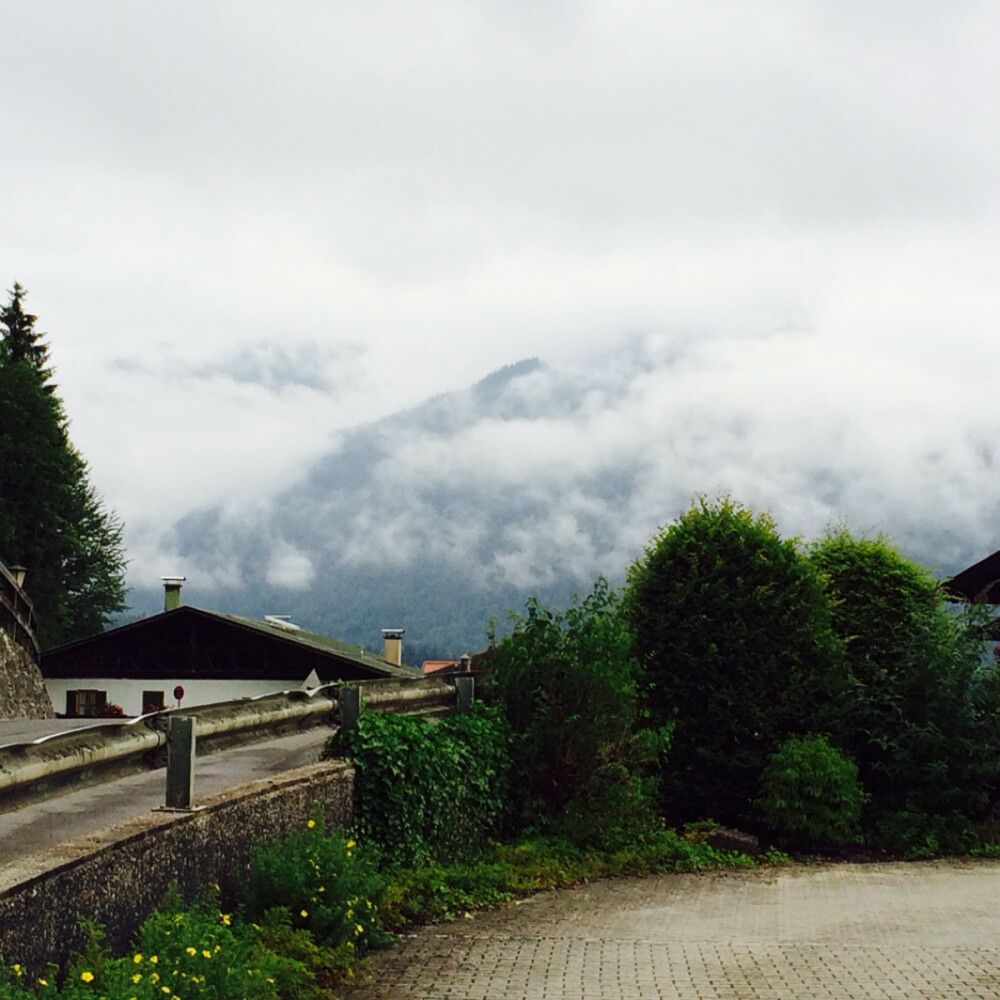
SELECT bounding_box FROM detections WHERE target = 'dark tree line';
[0,283,126,647]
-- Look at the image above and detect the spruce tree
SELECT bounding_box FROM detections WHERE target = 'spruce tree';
[0,283,126,646]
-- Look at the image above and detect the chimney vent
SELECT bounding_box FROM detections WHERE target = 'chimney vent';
[162,576,186,612]
[381,628,405,666]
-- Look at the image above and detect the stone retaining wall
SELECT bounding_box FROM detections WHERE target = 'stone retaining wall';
[0,759,353,976]
[0,629,53,719]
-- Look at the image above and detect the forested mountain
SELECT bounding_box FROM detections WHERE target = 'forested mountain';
[124,339,994,661]
[126,357,640,658]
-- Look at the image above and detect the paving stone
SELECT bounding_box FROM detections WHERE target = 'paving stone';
[341,860,1000,999]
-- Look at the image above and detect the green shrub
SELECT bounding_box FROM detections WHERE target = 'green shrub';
[622,497,848,826]
[755,734,866,847]
[0,890,317,1000]
[325,703,510,866]
[871,809,982,859]
[241,810,390,969]
[807,530,1000,833]
[483,579,669,849]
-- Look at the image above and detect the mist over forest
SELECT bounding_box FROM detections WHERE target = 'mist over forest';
[122,335,998,661]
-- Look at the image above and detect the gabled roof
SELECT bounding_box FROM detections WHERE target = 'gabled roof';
[943,549,1000,603]
[42,605,419,682]
[207,609,415,674]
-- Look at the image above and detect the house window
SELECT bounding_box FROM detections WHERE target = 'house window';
[66,689,107,717]
[142,690,166,714]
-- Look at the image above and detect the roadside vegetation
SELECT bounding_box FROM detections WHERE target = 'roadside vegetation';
[4,493,1000,996]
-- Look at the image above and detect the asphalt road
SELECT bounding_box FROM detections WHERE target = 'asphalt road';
[0,725,331,871]
[0,717,111,747]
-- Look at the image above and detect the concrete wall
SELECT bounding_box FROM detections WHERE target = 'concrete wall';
[0,628,54,719]
[0,759,353,977]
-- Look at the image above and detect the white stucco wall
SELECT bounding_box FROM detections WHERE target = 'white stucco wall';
[45,677,301,717]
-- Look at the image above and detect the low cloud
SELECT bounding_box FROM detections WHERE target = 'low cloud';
[144,326,1000,608]
[266,542,316,590]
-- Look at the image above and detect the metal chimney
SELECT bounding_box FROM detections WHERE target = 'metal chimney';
[162,576,186,612]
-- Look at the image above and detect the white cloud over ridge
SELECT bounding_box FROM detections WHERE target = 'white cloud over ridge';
[154,327,1000,610]
[2,2,1000,606]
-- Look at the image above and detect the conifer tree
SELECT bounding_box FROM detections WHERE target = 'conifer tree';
[0,283,126,646]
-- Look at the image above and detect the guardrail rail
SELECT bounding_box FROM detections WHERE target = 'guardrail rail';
[0,675,462,807]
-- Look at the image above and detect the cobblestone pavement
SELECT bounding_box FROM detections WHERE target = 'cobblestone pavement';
[341,859,1000,999]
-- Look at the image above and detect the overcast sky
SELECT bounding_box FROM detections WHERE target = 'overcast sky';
[3,1,1000,591]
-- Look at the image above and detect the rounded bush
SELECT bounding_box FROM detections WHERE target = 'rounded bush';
[755,734,865,847]
[623,496,847,824]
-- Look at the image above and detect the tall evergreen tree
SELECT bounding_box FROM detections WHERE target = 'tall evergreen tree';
[0,283,126,647]
[0,283,52,378]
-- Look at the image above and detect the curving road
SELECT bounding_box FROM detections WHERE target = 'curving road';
[0,726,331,874]
[341,859,1000,999]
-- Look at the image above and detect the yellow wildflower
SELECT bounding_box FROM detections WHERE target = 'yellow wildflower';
[37,980,47,987]
[80,971,95,982]
[220,912,231,926]
[150,955,159,964]
[133,954,143,964]
[300,909,309,918]
[307,819,316,828]
[346,839,356,849]
[185,947,196,956]
[132,973,142,983]
[202,951,211,959]
[356,923,364,935]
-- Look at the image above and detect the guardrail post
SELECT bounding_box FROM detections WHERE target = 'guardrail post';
[164,715,197,810]
[454,675,474,714]
[340,685,362,732]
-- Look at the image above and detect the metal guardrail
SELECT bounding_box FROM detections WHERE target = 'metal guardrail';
[0,563,38,659]
[0,676,460,804]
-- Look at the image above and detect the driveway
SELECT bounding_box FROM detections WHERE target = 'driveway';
[341,858,1000,999]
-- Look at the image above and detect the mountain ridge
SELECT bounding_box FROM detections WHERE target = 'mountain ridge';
[122,338,998,660]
